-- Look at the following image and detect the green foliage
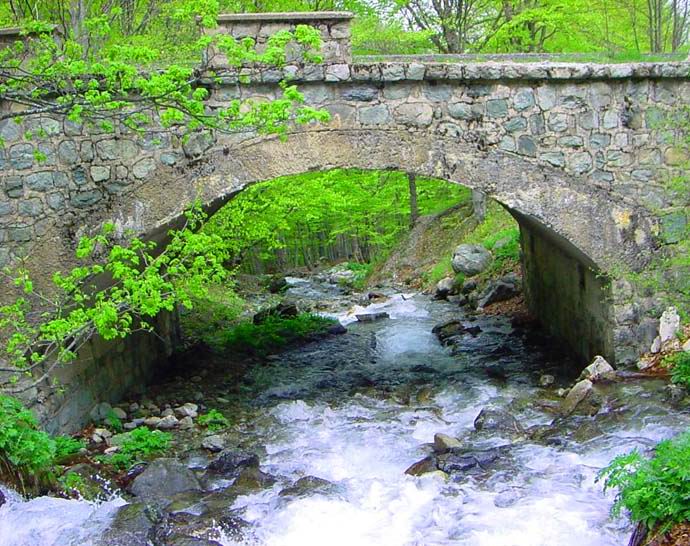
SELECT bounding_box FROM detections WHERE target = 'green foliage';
[0,202,236,391]
[206,169,468,272]
[105,410,124,433]
[352,15,435,55]
[100,427,171,470]
[220,313,337,355]
[665,351,690,390]
[0,9,328,138]
[54,436,86,460]
[58,471,86,496]
[345,262,373,289]
[179,283,246,347]
[0,394,55,476]
[198,409,230,431]
[599,430,690,532]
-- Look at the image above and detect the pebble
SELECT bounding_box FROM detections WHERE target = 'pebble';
[129,402,140,412]
[433,433,462,453]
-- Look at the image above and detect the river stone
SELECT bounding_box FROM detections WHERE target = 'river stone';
[253,302,299,324]
[157,415,179,429]
[355,312,389,322]
[90,402,113,423]
[437,448,502,475]
[97,502,160,546]
[279,476,339,498]
[473,408,524,436]
[206,450,259,478]
[476,280,520,309]
[433,433,462,453]
[432,320,465,345]
[201,435,225,452]
[434,277,455,299]
[577,355,615,383]
[451,244,492,277]
[404,456,437,477]
[0,489,5,508]
[561,379,593,415]
[151,511,248,546]
[131,459,202,500]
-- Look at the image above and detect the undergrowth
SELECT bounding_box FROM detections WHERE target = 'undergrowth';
[220,313,337,355]
[598,429,690,533]
[665,351,690,390]
[0,394,84,491]
[97,426,171,470]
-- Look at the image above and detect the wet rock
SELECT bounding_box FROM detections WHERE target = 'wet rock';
[664,383,687,404]
[151,512,248,546]
[494,488,521,508]
[433,433,462,453]
[161,408,175,418]
[461,279,478,294]
[437,448,502,475]
[561,379,593,415]
[404,456,437,477]
[465,325,482,336]
[434,277,456,300]
[355,312,389,322]
[175,403,199,418]
[97,502,160,546]
[451,244,492,277]
[572,420,604,443]
[473,408,525,436]
[539,374,555,387]
[232,466,276,492]
[327,323,348,335]
[253,302,299,325]
[477,279,520,309]
[131,459,202,501]
[279,476,339,498]
[0,489,5,508]
[201,435,225,452]
[577,355,615,383]
[206,450,259,479]
[144,416,162,428]
[432,320,465,344]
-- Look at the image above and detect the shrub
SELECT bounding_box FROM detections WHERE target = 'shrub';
[0,394,56,476]
[220,313,337,355]
[100,427,171,470]
[54,436,86,460]
[198,409,230,431]
[598,429,690,532]
[665,351,690,389]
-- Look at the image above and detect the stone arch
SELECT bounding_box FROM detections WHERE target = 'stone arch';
[93,125,652,366]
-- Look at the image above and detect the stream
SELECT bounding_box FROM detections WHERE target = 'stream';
[1,281,689,546]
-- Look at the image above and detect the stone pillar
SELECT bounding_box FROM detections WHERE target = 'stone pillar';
[208,12,353,67]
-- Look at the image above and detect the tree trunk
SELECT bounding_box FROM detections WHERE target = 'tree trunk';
[408,172,419,228]
[472,189,487,222]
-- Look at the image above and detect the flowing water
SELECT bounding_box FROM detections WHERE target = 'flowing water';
[1,287,688,546]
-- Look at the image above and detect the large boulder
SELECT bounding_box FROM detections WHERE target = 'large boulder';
[434,277,456,300]
[206,450,259,479]
[561,379,593,415]
[476,275,521,309]
[473,408,524,436]
[130,459,202,501]
[577,355,616,383]
[451,244,492,277]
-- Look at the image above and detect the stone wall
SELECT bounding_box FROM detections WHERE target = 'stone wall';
[517,211,617,363]
[20,312,179,434]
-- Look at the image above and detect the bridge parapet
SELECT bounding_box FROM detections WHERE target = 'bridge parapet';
[207,12,354,66]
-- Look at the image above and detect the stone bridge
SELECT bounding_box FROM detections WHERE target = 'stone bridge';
[1,12,689,430]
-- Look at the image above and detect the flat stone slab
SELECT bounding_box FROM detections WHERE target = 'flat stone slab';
[355,312,390,322]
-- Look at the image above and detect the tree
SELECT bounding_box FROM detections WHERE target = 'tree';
[0,2,329,392]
